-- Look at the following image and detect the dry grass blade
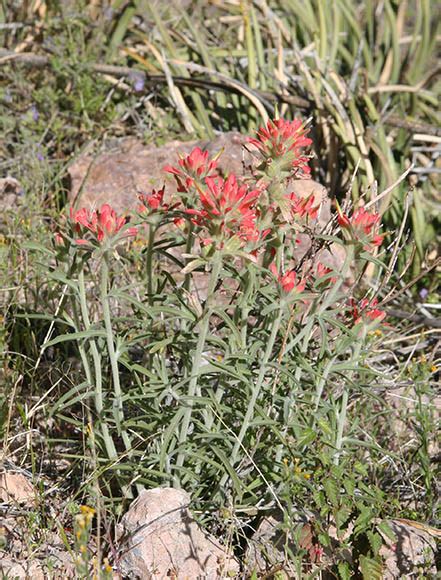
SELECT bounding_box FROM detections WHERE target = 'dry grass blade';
[146,41,196,134]
[170,58,271,123]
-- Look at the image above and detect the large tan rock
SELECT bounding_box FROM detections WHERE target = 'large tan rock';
[68,133,252,211]
[383,385,440,457]
[117,487,239,579]
[0,471,35,503]
[379,519,438,578]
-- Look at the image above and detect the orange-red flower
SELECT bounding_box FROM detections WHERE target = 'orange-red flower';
[186,174,261,246]
[249,118,312,175]
[270,263,307,294]
[338,206,384,248]
[138,187,178,214]
[350,298,386,325]
[70,204,137,245]
[164,147,218,193]
[287,192,320,220]
[54,232,64,246]
[315,262,337,286]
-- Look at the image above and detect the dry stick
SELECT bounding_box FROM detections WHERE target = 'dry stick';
[378,191,413,293]
[145,44,196,134]
[364,164,414,210]
[2,375,22,456]
[385,308,441,329]
[380,257,441,307]
[2,49,439,135]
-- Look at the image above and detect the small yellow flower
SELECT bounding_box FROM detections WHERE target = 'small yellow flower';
[431,365,438,373]
[80,505,96,516]
[420,354,427,364]
[303,473,311,480]
[374,329,382,337]
[80,544,87,554]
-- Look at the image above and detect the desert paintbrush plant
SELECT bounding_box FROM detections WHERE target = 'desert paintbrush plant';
[36,116,396,574]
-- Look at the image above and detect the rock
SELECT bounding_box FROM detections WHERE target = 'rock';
[0,558,47,579]
[379,519,438,579]
[117,487,239,579]
[245,511,296,574]
[0,471,35,503]
[0,551,75,579]
[383,385,440,457]
[68,133,252,212]
[0,177,24,229]
[245,509,313,575]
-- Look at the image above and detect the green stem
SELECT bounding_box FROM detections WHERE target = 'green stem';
[146,223,156,305]
[183,223,194,293]
[78,269,117,462]
[175,254,223,474]
[220,306,284,487]
[292,243,355,386]
[100,252,132,455]
[274,245,356,465]
[334,339,363,465]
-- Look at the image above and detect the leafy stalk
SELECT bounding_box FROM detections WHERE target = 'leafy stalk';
[175,253,223,474]
[78,267,118,462]
[146,223,156,305]
[220,305,284,486]
[100,252,132,455]
[334,338,363,465]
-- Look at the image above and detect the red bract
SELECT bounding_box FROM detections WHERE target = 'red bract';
[54,232,64,246]
[315,262,337,285]
[70,204,137,245]
[249,118,312,174]
[288,192,320,220]
[338,206,384,248]
[270,263,306,295]
[164,147,218,193]
[187,174,261,246]
[351,298,386,325]
[138,187,175,214]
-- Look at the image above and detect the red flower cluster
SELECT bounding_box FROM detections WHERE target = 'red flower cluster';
[315,262,337,286]
[270,263,307,295]
[69,204,137,246]
[138,187,172,214]
[287,192,320,220]
[338,206,384,248]
[249,118,312,175]
[164,147,218,193]
[350,298,386,325]
[186,174,261,246]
